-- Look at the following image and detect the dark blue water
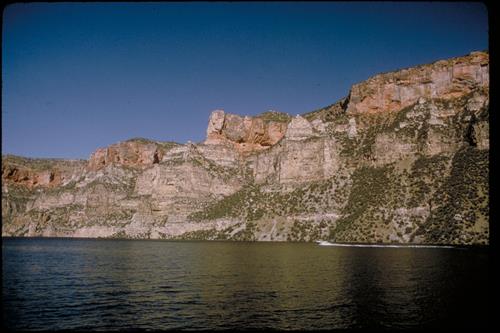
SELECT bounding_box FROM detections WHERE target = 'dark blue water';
[2,238,490,330]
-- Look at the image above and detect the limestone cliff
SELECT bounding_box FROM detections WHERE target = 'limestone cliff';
[205,110,290,153]
[2,51,489,245]
[87,138,180,171]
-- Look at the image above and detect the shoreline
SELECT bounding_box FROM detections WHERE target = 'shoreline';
[1,236,489,249]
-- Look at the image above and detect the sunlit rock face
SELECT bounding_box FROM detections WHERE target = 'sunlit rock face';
[2,51,489,245]
[345,51,488,115]
[205,109,289,153]
[285,116,314,140]
[2,157,86,189]
[87,139,173,171]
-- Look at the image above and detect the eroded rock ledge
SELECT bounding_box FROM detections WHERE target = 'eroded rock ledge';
[87,139,179,171]
[2,156,86,189]
[205,110,290,153]
[345,51,488,114]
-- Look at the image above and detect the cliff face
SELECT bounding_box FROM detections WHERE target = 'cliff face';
[346,51,488,114]
[87,138,179,171]
[205,110,290,153]
[2,156,86,189]
[2,51,489,245]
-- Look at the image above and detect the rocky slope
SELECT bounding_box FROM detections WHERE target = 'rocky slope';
[2,51,489,244]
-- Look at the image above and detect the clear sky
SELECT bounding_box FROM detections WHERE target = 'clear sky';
[2,2,488,159]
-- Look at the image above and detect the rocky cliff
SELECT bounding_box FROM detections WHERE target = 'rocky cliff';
[2,51,489,245]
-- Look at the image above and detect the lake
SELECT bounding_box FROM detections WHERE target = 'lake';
[2,238,490,330]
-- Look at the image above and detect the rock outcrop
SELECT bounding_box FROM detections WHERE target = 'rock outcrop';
[345,51,488,114]
[285,116,315,140]
[87,138,178,171]
[2,51,489,245]
[2,156,86,189]
[205,110,289,153]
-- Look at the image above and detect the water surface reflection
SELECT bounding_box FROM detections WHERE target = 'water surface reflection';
[2,239,489,330]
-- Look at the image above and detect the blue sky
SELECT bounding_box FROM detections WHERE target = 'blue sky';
[2,2,488,159]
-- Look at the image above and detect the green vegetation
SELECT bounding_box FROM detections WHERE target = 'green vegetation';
[125,137,180,153]
[385,103,420,133]
[231,222,258,241]
[173,228,221,240]
[23,204,85,231]
[337,111,401,162]
[191,155,241,182]
[189,174,350,225]
[255,111,292,123]
[125,137,157,144]
[302,100,345,123]
[329,165,391,242]
[2,154,86,170]
[188,185,264,221]
[171,222,258,241]
[102,209,135,224]
[408,154,450,205]
[109,230,128,239]
[416,146,488,244]
[2,183,35,197]
[156,141,181,151]
[287,220,329,242]
[84,177,136,196]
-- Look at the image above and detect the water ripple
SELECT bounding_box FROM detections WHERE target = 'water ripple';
[2,238,490,330]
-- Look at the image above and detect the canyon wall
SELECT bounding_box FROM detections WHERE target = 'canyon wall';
[2,51,489,245]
